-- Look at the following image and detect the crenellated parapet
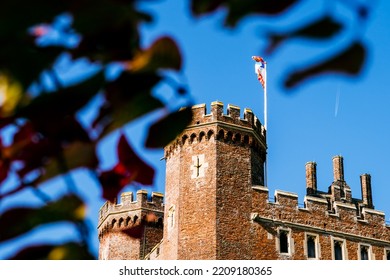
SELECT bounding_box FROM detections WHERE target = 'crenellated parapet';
[252,186,390,244]
[98,190,164,240]
[251,156,390,245]
[164,101,266,159]
[189,102,264,135]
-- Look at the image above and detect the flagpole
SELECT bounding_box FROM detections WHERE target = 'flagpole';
[252,56,268,188]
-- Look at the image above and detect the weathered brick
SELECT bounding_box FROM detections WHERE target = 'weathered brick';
[99,101,390,260]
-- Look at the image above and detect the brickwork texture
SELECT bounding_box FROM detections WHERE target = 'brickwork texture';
[98,101,390,260]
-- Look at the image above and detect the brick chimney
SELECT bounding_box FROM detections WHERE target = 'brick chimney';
[360,173,374,208]
[305,162,317,195]
[332,155,344,181]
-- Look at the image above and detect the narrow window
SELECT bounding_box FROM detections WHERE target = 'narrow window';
[168,205,175,229]
[360,245,369,260]
[386,250,390,260]
[334,241,343,260]
[279,230,289,253]
[307,236,316,258]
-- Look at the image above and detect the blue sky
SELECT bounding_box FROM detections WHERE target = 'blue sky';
[1,0,390,259]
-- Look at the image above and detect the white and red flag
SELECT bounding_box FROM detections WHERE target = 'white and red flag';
[252,56,266,88]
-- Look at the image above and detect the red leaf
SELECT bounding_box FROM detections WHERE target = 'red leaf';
[99,168,126,203]
[99,135,155,202]
[117,134,154,185]
[13,121,35,144]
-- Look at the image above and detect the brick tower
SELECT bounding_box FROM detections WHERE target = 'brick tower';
[158,101,267,259]
[98,100,390,260]
[98,190,164,260]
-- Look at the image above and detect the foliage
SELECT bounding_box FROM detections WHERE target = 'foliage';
[0,0,370,259]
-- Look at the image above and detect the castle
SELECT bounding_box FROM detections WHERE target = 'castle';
[98,101,390,260]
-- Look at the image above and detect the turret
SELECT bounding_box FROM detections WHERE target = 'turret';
[98,190,164,260]
[162,101,266,259]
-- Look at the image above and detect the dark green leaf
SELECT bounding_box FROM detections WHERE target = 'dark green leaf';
[284,42,366,88]
[266,16,343,54]
[191,0,225,15]
[145,106,193,148]
[0,45,65,91]
[9,242,94,260]
[191,0,298,27]
[0,0,67,37]
[0,195,85,242]
[70,0,149,62]
[294,16,343,39]
[101,94,164,138]
[38,141,98,184]
[226,0,298,27]
[131,36,182,72]
[16,70,104,123]
[97,72,164,138]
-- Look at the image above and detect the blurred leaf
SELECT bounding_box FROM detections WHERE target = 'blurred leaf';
[99,134,154,202]
[294,16,343,39]
[145,106,193,148]
[266,16,343,54]
[16,70,105,124]
[0,159,10,184]
[190,0,224,15]
[191,0,298,27]
[0,73,24,117]
[37,141,98,184]
[0,0,66,37]
[99,166,127,203]
[9,242,94,260]
[12,138,59,178]
[101,94,163,138]
[0,137,11,184]
[106,72,162,100]
[284,42,366,88]
[117,134,154,186]
[73,22,140,62]
[0,45,65,91]
[0,195,85,242]
[70,0,151,62]
[45,116,91,144]
[131,36,182,72]
[226,0,298,27]
[97,72,164,138]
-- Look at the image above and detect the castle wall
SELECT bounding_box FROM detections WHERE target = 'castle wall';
[215,140,253,259]
[99,101,390,261]
[98,191,164,260]
[251,185,390,260]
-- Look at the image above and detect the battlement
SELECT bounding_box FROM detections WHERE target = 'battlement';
[251,156,390,244]
[165,101,267,159]
[98,190,164,231]
[252,186,390,243]
[188,101,265,138]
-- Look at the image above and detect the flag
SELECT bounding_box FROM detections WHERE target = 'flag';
[252,56,266,88]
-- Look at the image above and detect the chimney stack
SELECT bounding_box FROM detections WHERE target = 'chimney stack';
[332,155,344,182]
[360,173,373,208]
[305,162,317,195]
